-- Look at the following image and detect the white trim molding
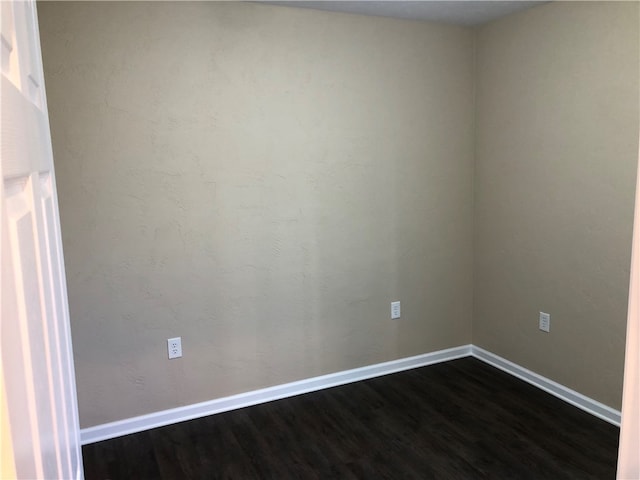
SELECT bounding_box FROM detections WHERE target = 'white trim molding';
[81,344,621,444]
[81,345,473,445]
[471,346,621,426]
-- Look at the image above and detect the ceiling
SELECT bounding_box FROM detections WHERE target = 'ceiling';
[264,1,547,26]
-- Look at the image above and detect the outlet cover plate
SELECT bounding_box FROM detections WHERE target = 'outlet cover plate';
[168,337,182,359]
[539,312,550,333]
[391,301,401,320]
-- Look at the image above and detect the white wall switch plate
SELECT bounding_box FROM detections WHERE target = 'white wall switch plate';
[168,337,182,359]
[539,312,550,333]
[391,301,401,320]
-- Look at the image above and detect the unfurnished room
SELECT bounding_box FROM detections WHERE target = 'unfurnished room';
[1,1,639,479]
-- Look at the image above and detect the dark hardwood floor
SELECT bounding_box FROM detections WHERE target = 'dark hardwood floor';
[82,358,619,479]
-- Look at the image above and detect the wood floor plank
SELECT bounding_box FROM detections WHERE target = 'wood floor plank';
[82,358,619,479]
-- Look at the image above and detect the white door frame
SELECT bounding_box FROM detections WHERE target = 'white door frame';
[617,134,640,479]
[1,0,83,478]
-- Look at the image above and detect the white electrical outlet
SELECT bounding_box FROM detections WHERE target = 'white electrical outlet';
[539,312,550,333]
[167,337,182,359]
[391,301,401,320]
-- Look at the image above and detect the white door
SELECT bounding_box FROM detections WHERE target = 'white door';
[617,136,640,479]
[1,0,83,478]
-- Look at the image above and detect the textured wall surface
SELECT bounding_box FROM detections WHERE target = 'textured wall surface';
[38,2,475,427]
[474,1,639,409]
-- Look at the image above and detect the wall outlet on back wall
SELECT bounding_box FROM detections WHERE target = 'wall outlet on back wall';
[391,301,401,320]
[539,312,550,333]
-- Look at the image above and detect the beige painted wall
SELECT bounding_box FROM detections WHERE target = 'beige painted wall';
[474,1,639,409]
[38,2,475,427]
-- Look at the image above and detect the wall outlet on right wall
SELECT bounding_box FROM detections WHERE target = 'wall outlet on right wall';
[167,337,182,359]
[539,312,550,333]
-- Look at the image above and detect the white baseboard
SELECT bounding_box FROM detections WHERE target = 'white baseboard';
[81,343,621,444]
[471,346,621,426]
[80,344,472,445]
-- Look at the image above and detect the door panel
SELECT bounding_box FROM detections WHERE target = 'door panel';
[1,1,83,478]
